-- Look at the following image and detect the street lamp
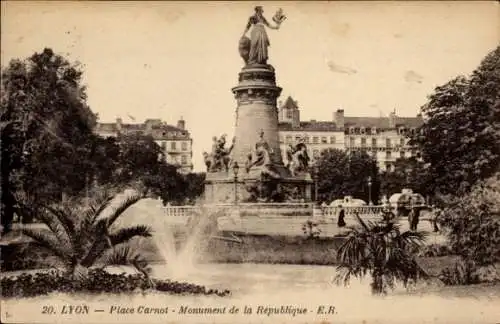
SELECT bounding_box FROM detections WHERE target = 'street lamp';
[367,176,373,206]
[233,162,239,205]
[314,164,319,203]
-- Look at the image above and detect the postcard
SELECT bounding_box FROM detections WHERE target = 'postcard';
[1,1,499,323]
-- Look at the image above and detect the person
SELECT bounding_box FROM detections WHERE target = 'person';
[337,205,346,228]
[408,207,415,231]
[409,207,421,231]
[381,205,394,223]
[432,206,441,232]
[242,6,281,65]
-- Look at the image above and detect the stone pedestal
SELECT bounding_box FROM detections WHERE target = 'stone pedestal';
[204,64,312,204]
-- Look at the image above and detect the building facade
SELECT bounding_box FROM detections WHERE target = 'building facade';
[278,96,423,171]
[95,118,193,173]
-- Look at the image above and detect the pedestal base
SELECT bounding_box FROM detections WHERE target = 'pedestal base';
[203,171,313,204]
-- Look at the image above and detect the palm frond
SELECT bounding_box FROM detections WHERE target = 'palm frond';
[105,194,143,227]
[109,225,152,245]
[25,205,72,248]
[75,194,115,255]
[95,243,142,267]
[21,228,71,262]
[354,212,370,232]
[398,230,429,251]
[80,236,111,267]
[41,204,76,240]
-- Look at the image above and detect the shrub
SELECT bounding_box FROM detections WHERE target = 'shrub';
[420,244,454,257]
[440,174,500,267]
[1,269,230,298]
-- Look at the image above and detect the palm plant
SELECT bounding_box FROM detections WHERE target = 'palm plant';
[20,191,152,281]
[335,214,428,295]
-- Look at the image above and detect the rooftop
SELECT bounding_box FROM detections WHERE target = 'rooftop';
[279,96,299,110]
[344,116,423,128]
[95,121,190,139]
[279,115,423,131]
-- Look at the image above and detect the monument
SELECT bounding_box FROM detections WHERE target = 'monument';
[204,6,312,203]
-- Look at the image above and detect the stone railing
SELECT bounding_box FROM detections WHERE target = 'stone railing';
[320,206,385,217]
[163,203,385,218]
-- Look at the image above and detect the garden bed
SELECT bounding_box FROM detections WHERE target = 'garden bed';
[1,268,230,299]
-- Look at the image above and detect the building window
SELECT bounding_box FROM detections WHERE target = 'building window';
[170,141,176,150]
[304,136,309,143]
[371,127,377,134]
[361,137,367,147]
[181,155,187,165]
[386,150,392,159]
[349,137,355,147]
[360,127,366,134]
[372,138,377,147]
[321,137,327,144]
[349,127,355,134]
[400,138,405,147]
[385,162,392,171]
[312,137,319,144]
[399,127,406,135]
[400,151,405,159]
[286,110,293,119]
[181,141,188,151]
[161,142,166,150]
[386,138,391,148]
[286,135,292,143]
[330,136,335,144]
[295,136,302,142]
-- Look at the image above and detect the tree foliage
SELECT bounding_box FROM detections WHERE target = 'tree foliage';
[379,157,432,198]
[1,48,206,233]
[314,149,381,204]
[1,48,97,232]
[440,173,500,267]
[410,46,500,196]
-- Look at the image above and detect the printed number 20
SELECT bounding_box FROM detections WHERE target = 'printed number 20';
[42,306,56,314]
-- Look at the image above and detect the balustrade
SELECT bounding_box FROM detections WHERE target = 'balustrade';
[163,203,385,218]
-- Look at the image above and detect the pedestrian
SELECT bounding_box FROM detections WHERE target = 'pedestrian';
[432,206,441,232]
[337,205,346,227]
[409,206,420,231]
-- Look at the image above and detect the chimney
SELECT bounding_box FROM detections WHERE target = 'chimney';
[116,117,122,131]
[333,109,345,129]
[177,117,185,130]
[292,109,300,128]
[389,110,398,128]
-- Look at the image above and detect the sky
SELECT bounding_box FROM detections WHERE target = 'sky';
[2,1,499,171]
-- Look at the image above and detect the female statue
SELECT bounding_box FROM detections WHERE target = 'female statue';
[240,6,285,65]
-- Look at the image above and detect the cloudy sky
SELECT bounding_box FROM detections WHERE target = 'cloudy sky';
[2,1,498,171]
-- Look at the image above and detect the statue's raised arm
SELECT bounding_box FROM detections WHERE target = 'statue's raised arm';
[239,6,286,66]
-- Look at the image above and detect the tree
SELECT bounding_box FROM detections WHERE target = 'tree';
[315,149,380,204]
[19,192,151,280]
[1,48,97,233]
[335,214,428,295]
[182,172,206,204]
[440,173,500,267]
[410,46,500,196]
[379,157,432,198]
